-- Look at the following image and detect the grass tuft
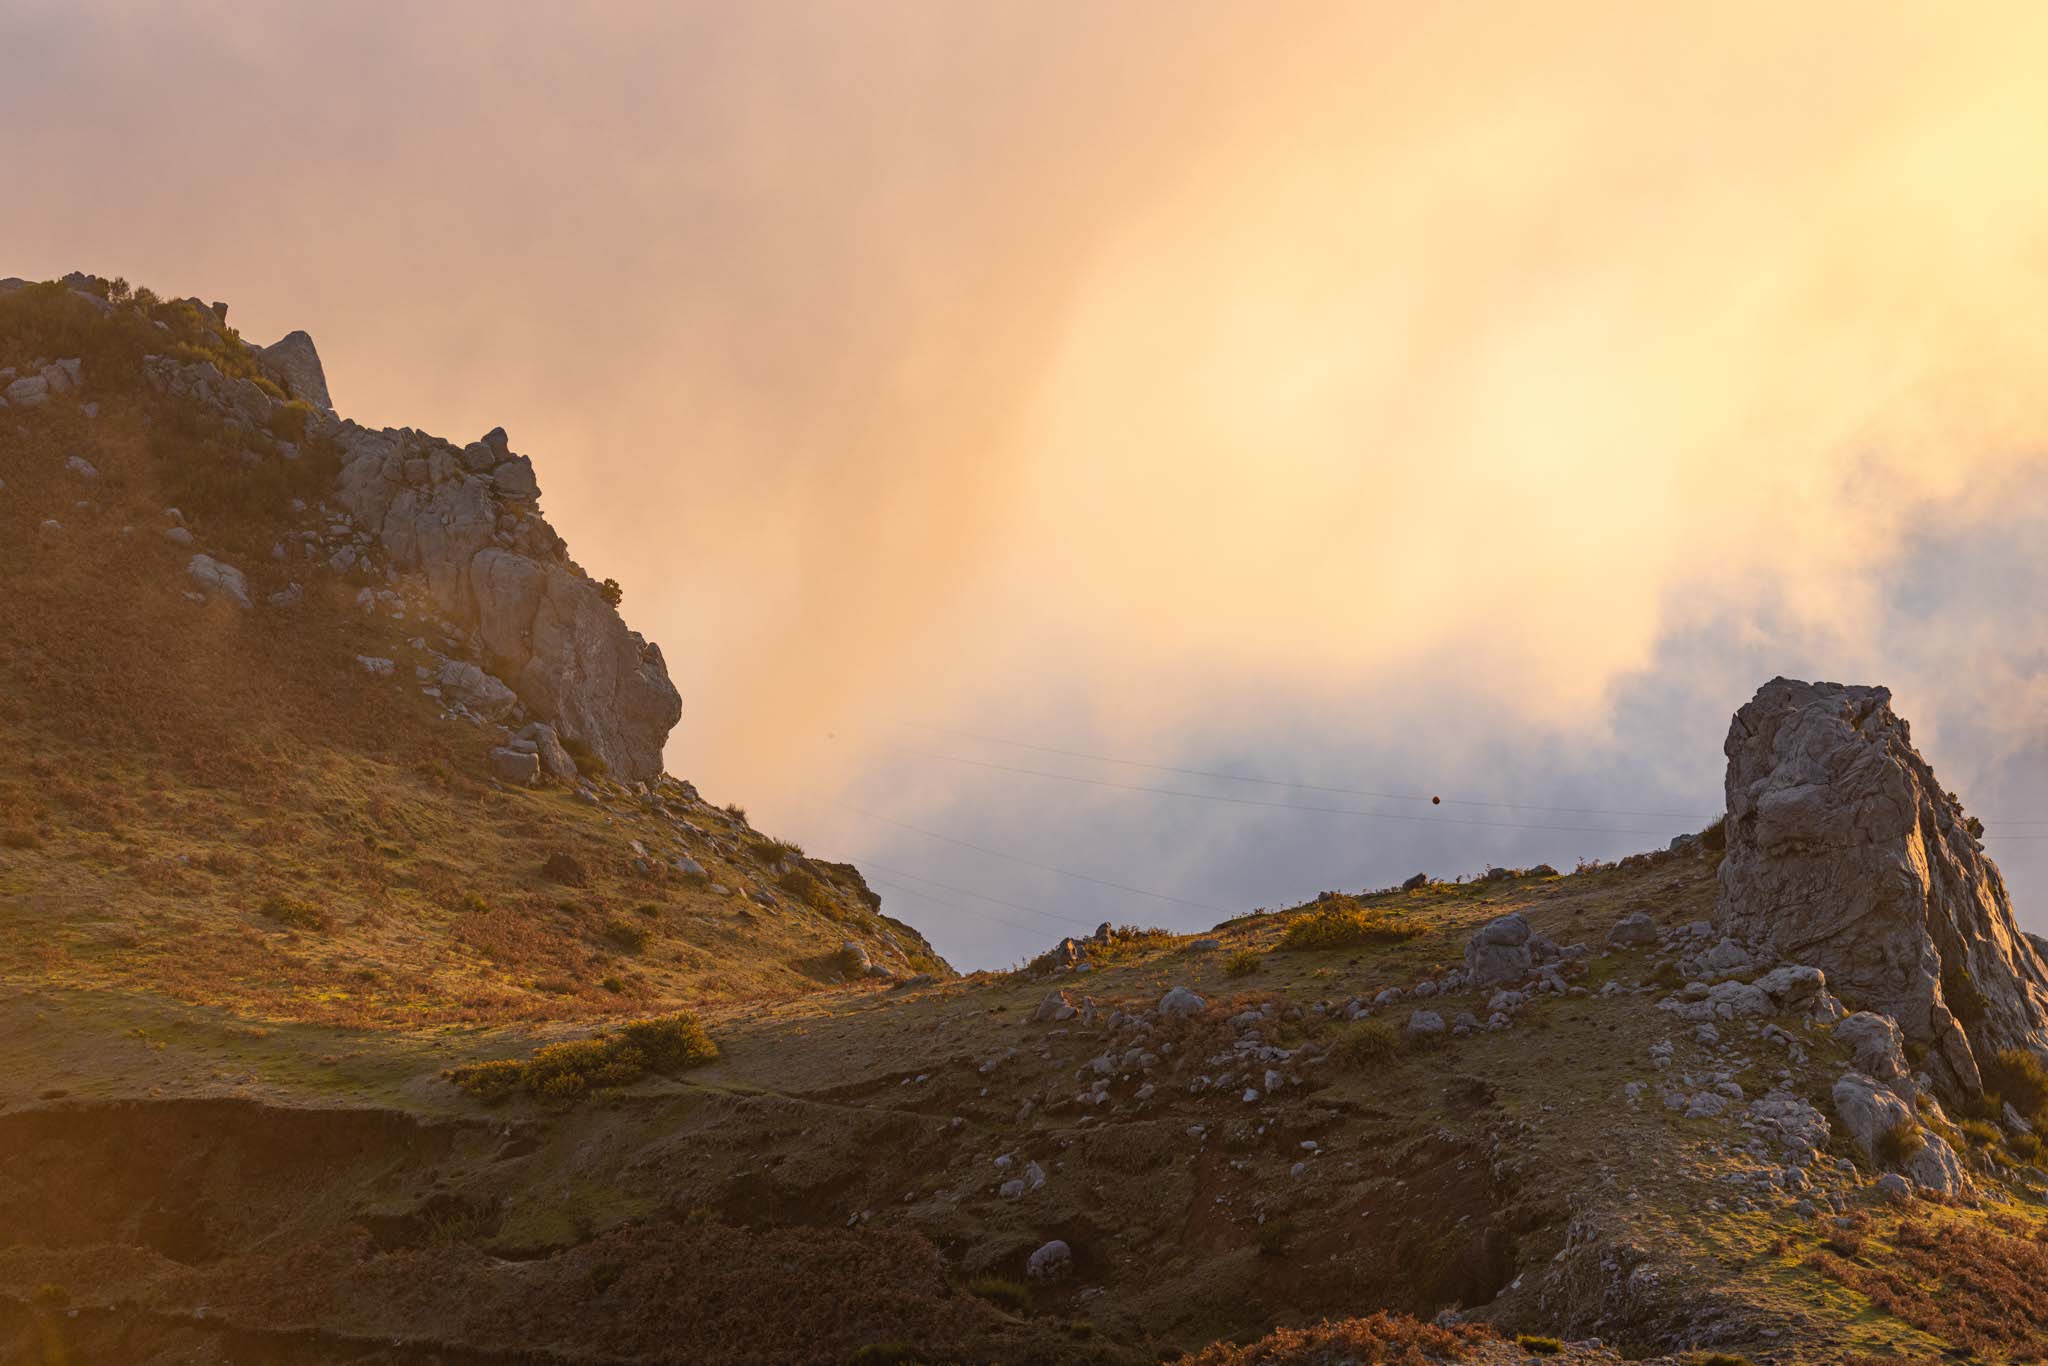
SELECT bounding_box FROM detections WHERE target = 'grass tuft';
[1277,900,1420,952]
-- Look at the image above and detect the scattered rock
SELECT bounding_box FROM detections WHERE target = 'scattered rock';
[1608,912,1660,947]
[488,747,540,785]
[1404,1010,1446,1039]
[1158,986,1207,1017]
[186,554,251,608]
[437,660,518,719]
[1026,1240,1072,1280]
[1034,991,1078,1023]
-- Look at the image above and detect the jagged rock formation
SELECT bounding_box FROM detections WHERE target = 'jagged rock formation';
[324,421,681,781]
[258,330,331,410]
[135,306,681,782]
[1717,677,2048,1091]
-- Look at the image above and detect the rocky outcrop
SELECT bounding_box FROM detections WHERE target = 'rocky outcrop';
[26,273,677,780]
[259,330,332,409]
[1717,677,2048,1092]
[324,421,679,782]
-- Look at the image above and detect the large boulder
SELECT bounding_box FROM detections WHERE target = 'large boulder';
[259,330,332,409]
[1832,1071,1967,1198]
[1464,912,1534,985]
[1718,678,2048,1092]
[436,660,519,719]
[186,554,251,608]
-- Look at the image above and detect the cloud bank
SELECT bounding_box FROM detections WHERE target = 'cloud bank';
[8,2,2048,965]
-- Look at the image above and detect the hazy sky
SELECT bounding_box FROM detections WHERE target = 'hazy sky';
[10,2,2048,968]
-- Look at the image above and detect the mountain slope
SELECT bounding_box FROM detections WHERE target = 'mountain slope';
[0,274,946,1026]
[11,274,2048,1366]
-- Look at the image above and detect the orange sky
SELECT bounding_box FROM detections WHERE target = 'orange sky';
[11,3,2048,962]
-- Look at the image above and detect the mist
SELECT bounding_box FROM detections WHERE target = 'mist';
[9,2,2048,967]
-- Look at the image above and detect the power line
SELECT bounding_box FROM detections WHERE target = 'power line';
[889,745,1691,837]
[904,722,1716,821]
[862,875,1063,939]
[838,803,1234,913]
[852,854,1095,929]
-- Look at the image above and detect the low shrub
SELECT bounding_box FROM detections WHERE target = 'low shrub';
[1516,1336,1562,1356]
[1223,947,1262,976]
[618,1012,717,1070]
[1278,901,1420,952]
[448,1011,716,1103]
[1334,1019,1399,1067]
[1877,1116,1926,1166]
[1960,1118,2002,1147]
[1983,1048,2048,1126]
[602,918,651,953]
[542,851,589,887]
[776,866,830,909]
[259,893,330,931]
[751,836,804,864]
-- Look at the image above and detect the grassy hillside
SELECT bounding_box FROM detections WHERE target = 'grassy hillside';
[8,845,2038,1364]
[0,281,946,1032]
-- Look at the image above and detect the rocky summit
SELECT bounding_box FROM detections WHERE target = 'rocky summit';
[13,275,2048,1366]
[1718,677,2048,1092]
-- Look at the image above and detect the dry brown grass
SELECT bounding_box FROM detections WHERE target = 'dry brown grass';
[1175,1311,1488,1364]
[1812,1216,2048,1359]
